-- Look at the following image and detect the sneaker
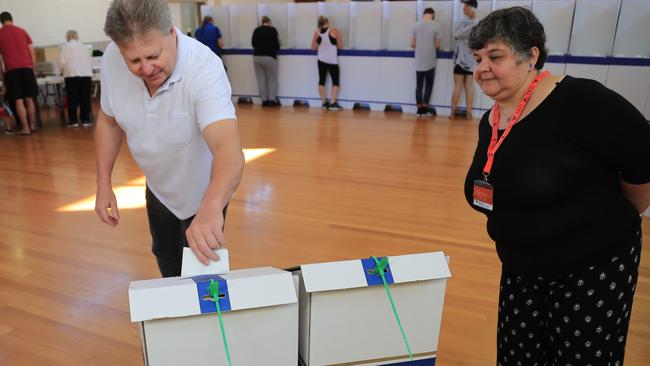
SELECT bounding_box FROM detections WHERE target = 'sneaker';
[4,129,15,135]
[262,100,272,107]
[322,101,330,110]
[327,102,342,111]
[82,121,92,127]
[426,107,437,116]
[66,121,80,128]
[416,107,426,117]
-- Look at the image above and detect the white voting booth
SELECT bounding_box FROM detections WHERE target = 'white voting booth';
[297,252,451,366]
[200,0,650,119]
[128,266,299,366]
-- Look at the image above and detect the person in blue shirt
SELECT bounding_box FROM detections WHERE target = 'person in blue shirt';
[195,16,224,57]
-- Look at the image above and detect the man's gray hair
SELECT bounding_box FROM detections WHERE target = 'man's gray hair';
[66,30,79,41]
[104,0,173,45]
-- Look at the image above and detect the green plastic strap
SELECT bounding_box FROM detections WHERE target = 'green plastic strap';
[371,256,414,362]
[209,279,233,366]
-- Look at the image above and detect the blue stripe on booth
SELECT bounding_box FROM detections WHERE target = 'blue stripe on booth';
[546,54,567,63]
[191,274,232,313]
[362,257,395,286]
[565,55,609,65]
[381,356,436,365]
[222,48,453,59]
[607,57,650,66]
[221,48,650,66]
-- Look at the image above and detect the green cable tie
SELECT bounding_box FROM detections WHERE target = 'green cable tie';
[209,279,233,366]
[371,256,414,362]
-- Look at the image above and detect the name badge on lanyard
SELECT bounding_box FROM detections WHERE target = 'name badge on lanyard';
[473,178,494,210]
[472,70,549,211]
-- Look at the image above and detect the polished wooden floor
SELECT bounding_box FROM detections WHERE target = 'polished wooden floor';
[0,104,648,365]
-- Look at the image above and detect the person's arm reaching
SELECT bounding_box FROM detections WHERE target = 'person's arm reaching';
[186,120,244,265]
[453,21,473,40]
[310,31,319,50]
[94,109,124,226]
[332,28,343,49]
[28,44,37,73]
[59,45,66,74]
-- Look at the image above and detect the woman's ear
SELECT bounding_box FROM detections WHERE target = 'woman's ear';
[529,46,540,68]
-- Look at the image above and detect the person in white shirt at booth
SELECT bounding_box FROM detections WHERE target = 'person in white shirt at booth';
[95,0,244,277]
[59,30,94,127]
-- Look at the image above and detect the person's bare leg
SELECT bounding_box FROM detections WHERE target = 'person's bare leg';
[3,116,15,132]
[26,97,37,130]
[464,75,474,119]
[319,85,327,104]
[331,86,339,104]
[450,74,464,119]
[14,98,31,134]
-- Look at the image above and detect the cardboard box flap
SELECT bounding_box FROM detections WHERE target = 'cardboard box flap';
[220,267,297,311]
[301,251,451,293]
[129,277,200,322]
[129,267,297,322]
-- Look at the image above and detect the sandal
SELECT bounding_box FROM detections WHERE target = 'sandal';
[17,130,32,136]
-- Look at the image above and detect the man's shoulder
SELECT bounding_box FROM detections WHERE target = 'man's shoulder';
[103,42,120,60]
[101,43,126,73]
[181,35,220,75]
[413,20,434,31]
[0,24,27,38]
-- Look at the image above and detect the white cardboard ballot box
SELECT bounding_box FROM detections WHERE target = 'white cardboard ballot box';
[297,252,451,366]
[128,267,299,366]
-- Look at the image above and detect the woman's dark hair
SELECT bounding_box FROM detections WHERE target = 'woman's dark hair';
[468,6,548,70]
[201,15,213,31]
[0,12,12,24]
[318,15,328,28]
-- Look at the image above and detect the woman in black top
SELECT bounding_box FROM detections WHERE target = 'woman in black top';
[251,16,280,106]
[464,7,650,366]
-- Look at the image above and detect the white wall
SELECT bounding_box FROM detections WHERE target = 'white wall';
[170,3,184,33]
[1,0,112,46]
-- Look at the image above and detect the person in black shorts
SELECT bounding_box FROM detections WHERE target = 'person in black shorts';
[311,16,343,111]
[0,12,39,135]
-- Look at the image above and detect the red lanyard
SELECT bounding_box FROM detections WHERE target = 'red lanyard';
[483,70,549,178]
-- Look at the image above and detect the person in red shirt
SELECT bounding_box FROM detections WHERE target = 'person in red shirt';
[0,12,38,135]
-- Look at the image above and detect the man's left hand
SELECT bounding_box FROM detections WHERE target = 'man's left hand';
[186,204,225,265]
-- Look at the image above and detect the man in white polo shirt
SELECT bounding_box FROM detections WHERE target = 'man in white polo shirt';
[95,0,244,277]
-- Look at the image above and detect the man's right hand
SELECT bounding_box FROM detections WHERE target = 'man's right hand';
[95,186,120,226]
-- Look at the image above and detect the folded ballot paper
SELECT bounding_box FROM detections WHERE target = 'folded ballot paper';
[180,247,229,277]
